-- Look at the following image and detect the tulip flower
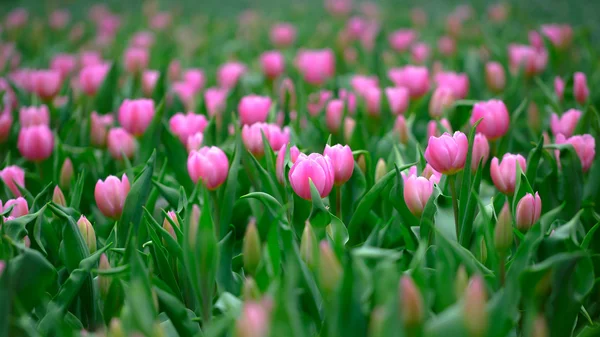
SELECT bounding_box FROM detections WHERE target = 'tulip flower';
[508,44,548,77]
[79,63,110,96]
[554,77,565,102]
[204,87,229,117]
[242,220,261,275]
[485,62,506,93]
[429,86,455,119]
[388,29,417,52]
[438,36,456,56]
[19,105,50,127]
[0,110,13,143]
[400,275,424,327]
[515,192,542,231]
[556,134,595,172]
[187,146,229,190]
[142,70,159,96]
[350,75,378,96]
[403,175,434,217]
[324,144,354,185]
[470,99,510,140]
[464,276,488,337]
[218,62,247,89]
[326,99,344,133]
[1,197,29,218]
[94,174,130,219]
[169,112,208,144]
[541,24,573,50]
[234,301,271,337]
[182,68,205,92]
[434,71,469,99]
[288,153,335,200]
[490,153,527,195]
[494,203,513,255]
[385,87,409,115]
[6,8,29,29]
[276,144,301,184]
[550,109,581,138]
[186,132,204,153]
[260,51,285,80]
[471,133,490,170]
[30,70,62,101]
[363,86,381,116]
[239,95,272,126]
[388,66,430,98]
[77,216,97,253]
[59,158,73,190]
[411,42,430,64]
[318,241,342,294]
[573,72,589,105]
[308,90,333,116]
[295,49,336,86]
[118,99,155,136]
[107,127,136,160]
[90,112,114,147]
[424,131,468,175]
[270,22,297,47]
[18,125,54,161]
[0,165,25,197]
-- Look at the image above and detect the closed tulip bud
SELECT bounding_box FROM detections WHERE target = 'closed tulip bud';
[464,276,488,337]
[343,117,356,143]
[471,134,490,170]
[169,112,208,144]
[217,62,247,89]
[19,105,50,127]
[422,164,442,183]
[52,186,66,207]
[182,68,205,92]
[438,36,456,56]
[108,318,124,337]
[188,204,201,248]
[300,221,317,269]
[324,144,354,185]
[276,144,301,184]
[30,70,62,101]
[427,118,452,139]
[357,154,367,173]
[0,111,13,144]
[242,277,261,301]
[508,44,548,77]
[326,99,344,133]
[394,115,410,144]
[142,70,159,96]
[399,275,424,327]
[90,112,114,147]
[270,22,297,47]
[234,301,270,337]
[288,153,335,200]
[490,153,527,195]
[454,265,468,298]
[171,82,196,110]
[368,307,386,337]
[118,99,155,136]
[429,86,455,119]
[404,176,434,217]
[424,131,468,175]
[187,146,229,190]
[532,315,548,337]
[485,62,505,93]
[239,95,272,126]
[18,125,55,161]
[411,42,430,64]
[59,158,73,190]
[295,49,335,86]
[242,123,290,157]
[318,241,342,295]
[554,77,565,102]
[470,99,510,140]
[541,24,572,50]
[107,128,137,160]
[77,215,97,253]
[186,132,204,153]
[375,158,387,183]
[388,29,417,53]
[434,72,469,99]
[388,66,430,99]
[573,72,589,105]
[79,63,110,96]
[0,165,25,197]
[123,47,149,74]
[550,109,581,138]
[364,86,382,117]
[94,174,130,219]
[260,51,285,79]
[2,197,29,218]
[385,87,409,115]
[163,211,179,240]
[556,134,596,172]
[494,203,513,254]
[243,219,262,275]
[515,192,542,232]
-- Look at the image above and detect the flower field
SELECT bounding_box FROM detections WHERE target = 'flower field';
[0,1,599,336]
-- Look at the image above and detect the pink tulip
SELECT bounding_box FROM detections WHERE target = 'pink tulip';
[168,60,182,82]
[171,82,196,110]
[411,42,430,64]
[204,87,228,117]
[6,8,28,29]
[395,115,410,144]
[142,70,159,96]
[446,15,463,37]
[470,99,510,140]
[79,63,110,96]
[130,31,155,49]
[288,153,335,200]
[429,87,455,119]
[276,144,301,184]
[485,62,506,93]
[242,122,290,157]
[422,164,442,184]
[295,49,336,86]
[386,87,410,115]
[364,86,381,116]
[187,146,229,190]
[556,134,595,172]
[150,12,171,30]
[344,117,356,142]
[471,134,490,170]
[1,197,29,218]
[404,176,434,216]
[90,112,114,147]
[0,110,12,143]
[345,16,367,40]
[427,118,452,139]
[218,62,247,89]
[186,132,204,153]
[182,69,205,93]
[30,70,62,101]
[325,0,353,16]
[490,153,527,195]
[123,47,149,74]
[411,8,428,27]
[239,95,272,126]
[324,144,354,185]
[79,51,103,68]
[326,99,344,133]
[438,36,456,56]
[270,23,297,47]
[388,30,417,53]
[508,44,548,77]
[169,112,208,144]
[94,174,130,219]
[488,3,508,23]
[51,54,77,80]
[49,9,70,30]
[107,127,136,160]
[528,30,544,50]
[434,71,469,99]
[0,166,25,197]
[235,301,271,337]
[308,90,334,116]
[17,125,54,161]
[350,75,379,96]
[424,131,468,175]
[515,192,542,231]
[260,51,285,80]
[541,24,572,50]
[550,109,581,138]
[0,78,17,110]
[401,166,418,181]
[339,89,357,114]
[573,72,589,105]
[388,66,430,99]
[554,77,565,102]
[118,99,155,136]
[19,105,50,127]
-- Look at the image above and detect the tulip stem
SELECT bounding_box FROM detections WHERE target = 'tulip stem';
[499,253,506,286]
[210,190,221,238]
[448,175,460,240]
[336,185,342,220]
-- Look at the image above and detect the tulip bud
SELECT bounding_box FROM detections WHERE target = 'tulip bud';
[424,131,468,175]
[364,86,382,117]
[554,77,565,102]
[108,318,125,337]
[326,99,344,134]
[368,306,386,337]
[343,117,355,143]
[242,277,261,301]
[427,118,452,139]
[238,95,272,126]
[471,134,490,171]
[324,144,354,185]
[399,275,423,328]
[90,112,114,147]
[142,70,159,97]
[394,115,410,144]
[270,22,297,47]
[118,99,155,136]
[573,72,589,105]
[260,51,285,80]
[454,265,468,298]
[429,86,455,119]
[234,301,270,337]
[0,110,13,144]
[187,146,230,190]
[17,125,55,161]
[123,47,149,74]
[300,221,317,269]
[0,165,25,197]
[59,158,74,191]
[295,49,336,86]
[163,211,179,240]
[470,99,510,140]
[357,154,367,173]
[403,176,434,217]
[532,315,548,337]
[464,276,488,337]
[388,66,430,99]
[485,62,505,93]
[77,215,97,253]
[494,203,513,255]
[515,192,542,232]
[288,153,335,200]
[318,241,342,295]
[372,159,385,183]
[2,197,29,218]
[107,128,137,160]
[188,204,201,249]
[52,186,66,207]
[218,62,247,89]
[98,253,111,298]
[550,109,581,138]
[94,174,130,219]
[243,219,262,275]
[490,153,527,195]
[80,63,110,96]
[555,134,596,172]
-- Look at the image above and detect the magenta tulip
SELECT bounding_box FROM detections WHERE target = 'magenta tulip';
[395,115,409,144]
[404,176,434,216]
[288,153,335,200]
[573,72,589,105]
[295,49,336,86]
[364,86,381,116]
[182,68,205,92]
[204,87,229,117]
[79,63,110,96]
[218,62,247,89]
[1,197,29,218]
[471,134,490,170]
[324,144,354,185]
[107,128,136,160]
[270,23,297,47]
[94,174,130,219]
[388,66,430,99]
[541,24,572,50]
[169,112,208,144]
[429,86,455,119]
[17,125,54,161]
[470,99,510,140]
[276,144,301,184]
[260,51,285,80]
[385,87,409,115]
[142,70,159,96]
[508,44,548,77]
[19,105,50,127]
[90,112,114,147]
[411,42,430,64]
[0,166,25,197]
[239,95,272,126]
[490,153,527,195]
[550,109,581,138]
[30,70,62,101]
[187,146,229,190]
[388,29,417,52]
[427,118,452,139]
[424,131,469,175]
[118,99,155,136]
[242,122,290,157]
[438,36,456,56]
[434,71,469,99]
[326,99,344,134]
[554,77,565,102]
[515,192,542,231]
[186,132,204,153]
[485,62,505,93]
[0,110,13,143]
[556,134,596,172]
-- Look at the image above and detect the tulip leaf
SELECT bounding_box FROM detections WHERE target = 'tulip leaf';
[94,62,119,114]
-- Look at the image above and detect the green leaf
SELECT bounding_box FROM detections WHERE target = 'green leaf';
[6,248,56,312]
[127,247,158,336]
[154,286,201,337]
[139,100,166,162]
[219,135,242,238]
[308,179,331,228]
[162,127,194,192]
[94,62,119,114]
